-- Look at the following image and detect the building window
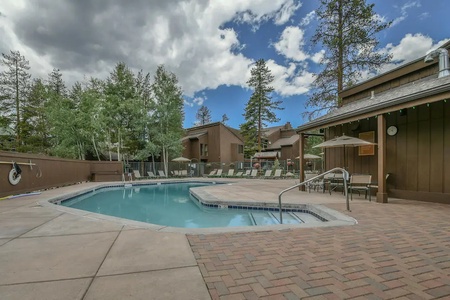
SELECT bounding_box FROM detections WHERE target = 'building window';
[200,144,208,156]
[238,144,244,154]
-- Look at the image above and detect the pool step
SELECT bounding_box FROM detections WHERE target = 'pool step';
[249,212,304,225]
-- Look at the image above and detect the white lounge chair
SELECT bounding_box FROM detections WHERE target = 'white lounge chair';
[272,169,282,179]
[250,169,258,178]
[263,169,272,179]
[214,169,223,177]
[226,169,234,177]
[133,170,145,180]
[158,170,167,177]
[147,171,157,178]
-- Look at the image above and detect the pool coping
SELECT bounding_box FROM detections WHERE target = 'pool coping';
[38,180,358,234]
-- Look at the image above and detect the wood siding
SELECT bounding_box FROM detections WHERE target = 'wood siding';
[324,101,450,203]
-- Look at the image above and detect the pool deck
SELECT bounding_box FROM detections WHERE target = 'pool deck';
[1,178,449,299]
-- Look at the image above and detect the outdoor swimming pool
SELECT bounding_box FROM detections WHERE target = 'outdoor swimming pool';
[59,182,325,228]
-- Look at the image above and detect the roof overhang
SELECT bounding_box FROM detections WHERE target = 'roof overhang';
[297,77,450,133]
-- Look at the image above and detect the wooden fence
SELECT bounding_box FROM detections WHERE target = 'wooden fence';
[0,151,123,198]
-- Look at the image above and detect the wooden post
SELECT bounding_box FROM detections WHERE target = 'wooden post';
[299,133,305,191]
[377,114,388,203]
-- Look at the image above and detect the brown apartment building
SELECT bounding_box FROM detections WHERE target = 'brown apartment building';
[297,41,450,204]
[181,122,244,164]
[254,122,300,161]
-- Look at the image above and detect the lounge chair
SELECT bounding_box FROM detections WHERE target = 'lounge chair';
[158,170,167,178]
[263,169,272,179]
[243,170,251,177]
[206,169,216,177]
[226,169,234,177]
[179,170,188,177]
[133,170,145,180]
[214,169,223,177]
[147,171,157,178]
[272,169,282,179]
[349,174,372,201]
[249,169,258,178]
[284,172,295,178]
[235,171,243,177]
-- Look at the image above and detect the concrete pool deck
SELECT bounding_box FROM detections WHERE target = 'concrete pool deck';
[0,178,449,299]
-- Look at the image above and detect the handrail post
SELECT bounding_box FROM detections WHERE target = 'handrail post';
[278,167,350,224]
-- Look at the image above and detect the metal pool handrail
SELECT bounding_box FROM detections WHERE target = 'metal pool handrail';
[278,167,350,224]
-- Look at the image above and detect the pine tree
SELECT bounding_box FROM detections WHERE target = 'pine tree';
[221,114,229,124]
[240,59,282,157]
[21,78,50,152]
[0,50,31,148]
[195,105,212,126]
[47,68,67,97]
[306,0,391,119]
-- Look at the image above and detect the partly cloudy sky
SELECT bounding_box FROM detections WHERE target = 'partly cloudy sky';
[0,0,448,128]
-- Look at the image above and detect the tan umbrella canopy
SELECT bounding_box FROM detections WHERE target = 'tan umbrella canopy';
[171,157,191,162]
[313,134,376,168]
[296,153,322,159]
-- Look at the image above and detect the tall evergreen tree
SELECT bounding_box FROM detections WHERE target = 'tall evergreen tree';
[195,105,212,126]
[221,114,229,125]
[0,50,31,148]
[306,0,391,119]
[151,65,184,176]
[47,68,67,97]
[21,78,50,152]
[240,59,282,157]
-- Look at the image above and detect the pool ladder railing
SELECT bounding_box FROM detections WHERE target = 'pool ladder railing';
[278,168,350,224]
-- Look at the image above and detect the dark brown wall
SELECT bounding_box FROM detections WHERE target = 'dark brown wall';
[324,101,450,203]
[220,125,244,163]
[0,151,122,198]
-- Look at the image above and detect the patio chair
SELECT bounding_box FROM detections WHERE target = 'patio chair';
[158,170,167,177]
[207,169,217,177]
[147,171,157,178]
[329,173,345,194]
[213,169,223,177]
[226,169,234,177]
[235,171,243,177]
[243,170,251,177]
[263,169,272,178]
[272,169,282,179]
[249,169,258,178]
[304,173,318,192]
[349,174,372,201]
[133,170,145,180]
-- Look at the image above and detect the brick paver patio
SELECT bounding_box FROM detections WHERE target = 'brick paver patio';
[188,199,450,299]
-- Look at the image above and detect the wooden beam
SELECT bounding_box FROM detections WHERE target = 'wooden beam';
[377,114,388,203]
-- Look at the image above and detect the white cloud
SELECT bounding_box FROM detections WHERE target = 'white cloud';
[274,26,309,61]
[266,60,315,96]
[274,0,302,25]
[0,0,302,97]
[310,50,325,64]
[378,33,450,73]
[300,10,315,26]
[392,1,421,27]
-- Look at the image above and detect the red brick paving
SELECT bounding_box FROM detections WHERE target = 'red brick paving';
[188,199,450,299]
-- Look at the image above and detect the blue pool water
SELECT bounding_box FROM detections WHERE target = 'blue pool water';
[60,182,323,228]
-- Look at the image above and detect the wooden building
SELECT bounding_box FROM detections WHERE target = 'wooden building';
[181,122,244,164]
[259,122,300,161]
[297,42,450,204]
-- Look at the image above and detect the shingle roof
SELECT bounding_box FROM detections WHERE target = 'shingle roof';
[297,75,450,132]
[181,131,207,141]
[266,135,299,149]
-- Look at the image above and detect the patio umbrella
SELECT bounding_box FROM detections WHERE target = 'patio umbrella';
[313,134,376,169]
[296,153,322,159]
[171,157,191,162]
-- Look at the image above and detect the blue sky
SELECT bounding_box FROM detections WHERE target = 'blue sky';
[1,0,448,129]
